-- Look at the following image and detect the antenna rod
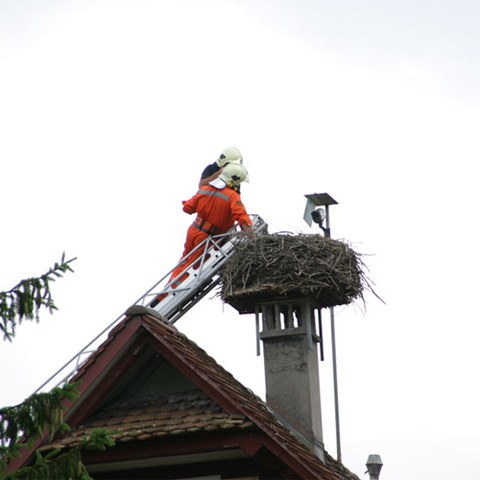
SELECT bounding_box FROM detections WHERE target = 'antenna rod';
[330,306,341,461]
[324,207,341,462]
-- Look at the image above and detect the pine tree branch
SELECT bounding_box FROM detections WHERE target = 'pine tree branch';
[2,428,116,480]
[0,385,116,480]
[0,254,76,342]
[0,383,79,458]
[3,448,91,480]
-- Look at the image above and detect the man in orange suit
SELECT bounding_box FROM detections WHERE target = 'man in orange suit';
[150,163,252,307]
[171,162,252,281]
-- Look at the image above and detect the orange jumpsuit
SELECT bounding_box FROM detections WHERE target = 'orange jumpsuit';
[169,184,252,284]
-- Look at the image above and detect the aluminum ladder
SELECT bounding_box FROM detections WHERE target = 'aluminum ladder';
[137,214,268,324]
[33,214,268,393]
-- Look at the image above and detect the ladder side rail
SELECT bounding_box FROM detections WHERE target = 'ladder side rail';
[151,231,239,317]
[138,230,235,307]
[155,242,234,319]
[132,239,216,307]
[158,237,235,321]
[167,277,221,324]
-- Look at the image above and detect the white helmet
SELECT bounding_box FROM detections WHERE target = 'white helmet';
[217,146,243,167]
[219,163,249,187]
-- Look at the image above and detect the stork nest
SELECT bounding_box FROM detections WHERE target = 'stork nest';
[219,232,372,313]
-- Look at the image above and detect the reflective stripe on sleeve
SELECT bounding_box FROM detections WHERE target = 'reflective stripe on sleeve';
[198,189,230,202]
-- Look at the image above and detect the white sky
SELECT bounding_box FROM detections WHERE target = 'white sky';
[1,1,479,479]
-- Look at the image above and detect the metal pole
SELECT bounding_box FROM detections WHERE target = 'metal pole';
[325,204,341,462]
[330,306,341,461]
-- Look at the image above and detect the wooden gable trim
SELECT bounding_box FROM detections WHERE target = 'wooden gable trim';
[82,430,266,464]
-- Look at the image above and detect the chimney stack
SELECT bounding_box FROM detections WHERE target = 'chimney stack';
[257,297,325,461]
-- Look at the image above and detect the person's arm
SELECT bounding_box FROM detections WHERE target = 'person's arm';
[199,169,222,187]
[182,194,199,215]
[199,163,222,187]
[229,192,254,235]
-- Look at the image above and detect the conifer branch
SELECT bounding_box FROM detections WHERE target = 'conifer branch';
[0,385,115,480]
[3,448,91,480]
[0,254,76,342]
[0,384,79,455]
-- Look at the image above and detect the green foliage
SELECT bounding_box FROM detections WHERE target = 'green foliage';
[0,383,79,454]
[0,254,76,341]
[0,384,79,473]
[0,383,116,480]
[0,255,115,479]
[1,429,116,480]
[3,448,91,480]
[81,429,116,451]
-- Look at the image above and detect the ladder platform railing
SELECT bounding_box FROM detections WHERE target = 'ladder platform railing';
[138,214,268,323]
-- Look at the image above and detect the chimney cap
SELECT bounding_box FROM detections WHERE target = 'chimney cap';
[365,454,383,475]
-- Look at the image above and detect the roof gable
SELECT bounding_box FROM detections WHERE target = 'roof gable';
[10,306,359,480]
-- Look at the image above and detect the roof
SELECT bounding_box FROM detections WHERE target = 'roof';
[10,306,360,479]
[40,390,255,449]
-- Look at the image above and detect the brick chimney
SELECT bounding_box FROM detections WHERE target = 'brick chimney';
[256,296,325,461]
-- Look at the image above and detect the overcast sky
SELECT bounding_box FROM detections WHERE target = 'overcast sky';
[1,1,480,479]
